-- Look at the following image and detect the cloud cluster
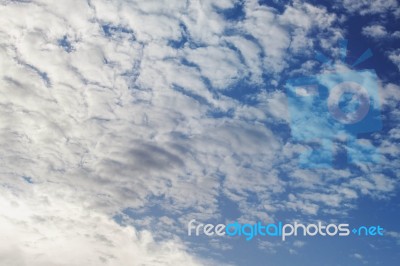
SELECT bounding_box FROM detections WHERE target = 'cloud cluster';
[0,181,210,266]
[0,0,398,264]
[388,49,400,71]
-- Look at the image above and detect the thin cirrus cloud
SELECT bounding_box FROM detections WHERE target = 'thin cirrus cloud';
[0,0,399,265]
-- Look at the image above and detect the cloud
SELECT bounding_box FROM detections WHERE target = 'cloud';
[351,253,363,260]
[386,231,400,245]
[258,240,280,254]
[380,83,400,109]
[362,25,388,38]
[337,0,399,16]
[392,31,400,38]
[388,49,400,71]
[293,240,306,248]
[362,25,400,41]
[0,0,398,264]
[0,182,208,266]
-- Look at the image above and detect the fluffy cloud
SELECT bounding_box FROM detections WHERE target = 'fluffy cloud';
[0,182,210,266]
[362,25,388,38]
[0,0,398,264]
[337,0,399,16]
[388,49,400,71]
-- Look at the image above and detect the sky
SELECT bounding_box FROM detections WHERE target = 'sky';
[0,0,399,265]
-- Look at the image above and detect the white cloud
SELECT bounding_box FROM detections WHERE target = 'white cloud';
[185,46,246,89]
[258,240,280,253]
[362,25,400,41]
[338,0,399,16]
[255,90,289,122]
[351,253,363,260]
[362,25,388,38]
[349,174,396,197]
[392,31,400,38]
[380,83,400,109]
[0,0,398,263]
[0,182,207,266]
[293,240,306,248]
[386,231,400,245]
[388,49,400,71]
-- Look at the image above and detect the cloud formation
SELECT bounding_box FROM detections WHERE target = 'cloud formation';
[0,0,398,265]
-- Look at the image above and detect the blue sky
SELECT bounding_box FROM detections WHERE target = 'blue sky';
[0,0,399,265]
